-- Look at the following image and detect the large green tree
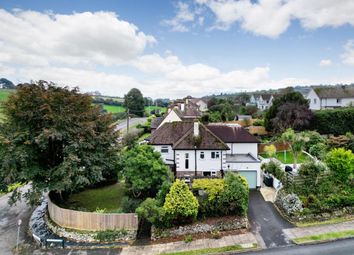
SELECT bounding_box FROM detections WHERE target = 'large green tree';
[0,81,120,204]
[264,92,310,132]
[119,144,173,199]
[124,88,145,117]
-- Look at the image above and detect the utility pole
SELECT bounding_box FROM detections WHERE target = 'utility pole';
[126,108,130,133]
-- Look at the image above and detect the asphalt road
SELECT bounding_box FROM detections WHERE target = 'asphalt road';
[240,238,354,255]
[248,190,293,248]
[0,185,33,255]
[115,117,147,133]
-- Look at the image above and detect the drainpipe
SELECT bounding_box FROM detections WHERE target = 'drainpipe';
[194,146,197,177]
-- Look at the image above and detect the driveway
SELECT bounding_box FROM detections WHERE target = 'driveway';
[248,190,293,248]
[0,185,34,255]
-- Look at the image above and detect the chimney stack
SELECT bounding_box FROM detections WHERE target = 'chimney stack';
[181,103,185,112]
[194,122,199,137]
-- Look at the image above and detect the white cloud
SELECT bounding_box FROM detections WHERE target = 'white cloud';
[341,40,354,66]
[192,0,354,38]
[319,59,332,67]
[0,9,156,67]
[162,2,195,32]
[1,8,343,99]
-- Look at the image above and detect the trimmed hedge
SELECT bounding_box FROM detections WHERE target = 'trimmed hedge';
[313,108,354,135]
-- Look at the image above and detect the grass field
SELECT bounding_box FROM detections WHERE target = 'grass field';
[0,89,14,101]
[260,151,310,164]
[61,182,126,212]
[100,104,167,115]
[102,105,125,113]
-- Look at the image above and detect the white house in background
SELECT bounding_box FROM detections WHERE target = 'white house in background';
[149,121,261,189]
[187,98,208,112]
[307,87,354,110]
[249,94,275,110]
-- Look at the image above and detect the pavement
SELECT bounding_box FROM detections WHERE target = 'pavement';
[120,233,257,255]
[0,185,34,255]
[248,190,293,248]
[283,220,354,240]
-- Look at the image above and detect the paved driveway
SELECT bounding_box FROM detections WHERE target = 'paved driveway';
[0,185,34,255]
[248,190,293,248]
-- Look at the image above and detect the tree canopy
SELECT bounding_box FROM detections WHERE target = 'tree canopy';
[0,81,120,204]
[264,92,310,132]
[119,144,173,199]
[124,88,145,117]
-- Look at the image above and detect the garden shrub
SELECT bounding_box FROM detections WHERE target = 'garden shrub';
[121,196,142,213]
[303,131,327,151]
[325,148,354,183]
[313,108,354,135]
[156,180,172,205]
[252,119,264,126]
[309,143,328,159]
[136,198,170,228]
[261,160,284,181]
[163,180,199,224]
[325,193,354,209]
[95,229,128,242]
[192,179,224,201]
[217,173,249,216]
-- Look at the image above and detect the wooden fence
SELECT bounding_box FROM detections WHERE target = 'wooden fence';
[258,142,290,154]
[48,193,138,231]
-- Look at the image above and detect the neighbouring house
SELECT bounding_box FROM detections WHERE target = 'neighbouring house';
[154,98,203,130]
[249,94,275,110]
[307,86,354,110]
[186,97,208,112]
[149,121,261,189]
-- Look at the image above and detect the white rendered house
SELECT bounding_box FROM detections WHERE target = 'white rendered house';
[307,87,354,110]
[149,121,261,189]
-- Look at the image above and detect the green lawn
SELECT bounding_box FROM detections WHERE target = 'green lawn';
[145,106,167,114]
[162,244,257,255]
[296,216,354,227]
[0,89,14,101]
[62,182,125,212]
[97,104,167,115]
[260,151,310,164]
[293,230,354,244]
[102,105,126,113]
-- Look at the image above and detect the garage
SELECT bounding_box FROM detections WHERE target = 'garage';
[236,171,257,189]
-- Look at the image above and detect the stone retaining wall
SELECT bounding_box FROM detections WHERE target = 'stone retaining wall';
[151,216,248,240]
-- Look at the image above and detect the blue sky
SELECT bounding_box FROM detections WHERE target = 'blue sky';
[0,0,354,98]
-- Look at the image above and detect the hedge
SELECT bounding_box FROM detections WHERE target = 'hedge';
[312,108,354,135]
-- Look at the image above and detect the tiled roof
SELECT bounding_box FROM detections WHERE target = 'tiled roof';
[314,87,354,99]
[151,117,163,129]
[149,121,228,150]
[207,123,260,143]
[149,122,194,145]
[173,123,229,150]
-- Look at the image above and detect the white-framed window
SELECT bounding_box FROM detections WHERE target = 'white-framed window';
[200,151,205,159]
[313,98,317,104]
[211,151,220,159]
[161,146,169,153]
[337,98,342,104]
